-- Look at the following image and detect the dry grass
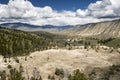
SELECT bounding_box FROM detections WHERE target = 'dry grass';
[0,48,120,80]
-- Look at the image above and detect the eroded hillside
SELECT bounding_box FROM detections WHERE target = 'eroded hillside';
[60,19,120,38]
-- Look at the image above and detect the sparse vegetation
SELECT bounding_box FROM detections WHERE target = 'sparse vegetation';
[103,65,120,80]
[55,68,64,78]
[48,75,55,80]
[31,67,42,80]
[68,69,93,80]
[0,65,43,80]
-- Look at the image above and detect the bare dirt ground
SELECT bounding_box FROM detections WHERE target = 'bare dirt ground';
[0,48,120,80]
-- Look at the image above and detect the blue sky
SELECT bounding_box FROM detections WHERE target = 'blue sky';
[0,0,98,11]
[0,0,119,26]
[29,0,98,11]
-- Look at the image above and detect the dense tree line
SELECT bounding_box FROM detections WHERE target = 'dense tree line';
[0,27,56,57]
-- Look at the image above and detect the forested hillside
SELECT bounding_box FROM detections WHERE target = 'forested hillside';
[0,27,56,57]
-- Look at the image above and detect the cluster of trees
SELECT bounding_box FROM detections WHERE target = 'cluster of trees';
[65,37,119,49]
[97,38,115,44]
[0,65,42,80]
[103,65,120,80]
[0,65,119,80]
[4,64,120,80]
[0,27,56,57]
[48,68,92,80]
[47,68,65,80]
[68,69,93,80]
[0,65,24,80]
[89,65,120,80]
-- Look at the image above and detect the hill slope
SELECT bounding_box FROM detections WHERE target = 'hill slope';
[0,27,55,57]
[60,19,120,38]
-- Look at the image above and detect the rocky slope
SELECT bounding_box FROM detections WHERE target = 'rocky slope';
[60,19,120,38]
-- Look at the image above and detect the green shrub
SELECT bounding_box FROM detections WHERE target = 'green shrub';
[14,58,19,63]
[68,69,93,80]
[4,58,7,63]
[7,65,12,69]
[55,68,64,78]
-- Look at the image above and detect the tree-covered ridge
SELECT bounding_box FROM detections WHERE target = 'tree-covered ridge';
[0,27,55,57]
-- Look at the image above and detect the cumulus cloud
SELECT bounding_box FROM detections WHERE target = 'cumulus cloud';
[87,0,120,18]
[0,0,120,26]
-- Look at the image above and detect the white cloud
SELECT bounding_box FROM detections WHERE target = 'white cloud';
[0,0,120,26]
[87,0,120,18]
[76,9,88,17]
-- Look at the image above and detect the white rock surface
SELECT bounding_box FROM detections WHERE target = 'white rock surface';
[0,49,120,80]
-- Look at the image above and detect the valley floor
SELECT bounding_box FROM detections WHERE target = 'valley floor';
[0,48,120,80]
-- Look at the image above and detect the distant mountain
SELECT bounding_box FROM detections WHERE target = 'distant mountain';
[0,23,72,32]
[1,19,120,38]
[60,19,120,38]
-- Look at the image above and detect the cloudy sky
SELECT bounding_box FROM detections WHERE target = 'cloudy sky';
[0,0,120,26]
